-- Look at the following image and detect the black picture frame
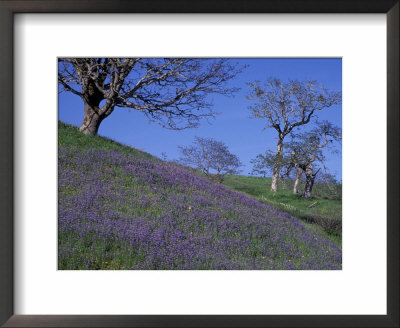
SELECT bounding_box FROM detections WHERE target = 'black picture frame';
[0,1,398,327]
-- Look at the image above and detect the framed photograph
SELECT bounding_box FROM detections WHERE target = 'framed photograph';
[1,1,398,327]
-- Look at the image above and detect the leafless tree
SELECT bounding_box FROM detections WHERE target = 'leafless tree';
[250,152,273,178]
[58,58,242,136]
[251,150,303,194]
[250,150,286,178]
[178,137,242,183]
[247,78,341,192]
[286,121,341,198]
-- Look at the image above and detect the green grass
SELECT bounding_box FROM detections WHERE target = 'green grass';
[223,175,341,218]
[222,175,342,246]
[58,121,156,161]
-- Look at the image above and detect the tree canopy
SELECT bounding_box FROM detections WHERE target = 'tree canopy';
[178,137,242,183]
[58,58,242,135]
[286,121,342,172]
[247,78,341,136]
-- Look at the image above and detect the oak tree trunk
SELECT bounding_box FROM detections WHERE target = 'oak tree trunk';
[293,168,302,194]
[79,102,104,136]
[271,137,283,192]
[79,80,105,136]
[303,165,316,198]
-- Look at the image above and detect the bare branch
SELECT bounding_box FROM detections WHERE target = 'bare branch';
[58,58,243,132]
[178,137,242,183]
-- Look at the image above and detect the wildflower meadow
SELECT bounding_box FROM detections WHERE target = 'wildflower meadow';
[58,123,341,270]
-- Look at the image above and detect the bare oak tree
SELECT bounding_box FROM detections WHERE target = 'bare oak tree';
[286,121,341,198]
[247,78,341,192]
[250,152,274,178]
[178,137,242,183]
[58,58,242,136]
[251,150,303,194]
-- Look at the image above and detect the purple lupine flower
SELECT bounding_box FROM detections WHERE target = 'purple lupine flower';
[58,147,342,270]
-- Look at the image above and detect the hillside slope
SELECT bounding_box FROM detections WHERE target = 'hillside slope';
[58,122,341,270]
[222,175,342,243]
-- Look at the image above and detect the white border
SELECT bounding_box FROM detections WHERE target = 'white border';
[14,14,387,315]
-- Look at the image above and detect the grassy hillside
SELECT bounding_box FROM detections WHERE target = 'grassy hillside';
[59,121,155,161]
[58,122,341,270]
[222,175,342,244]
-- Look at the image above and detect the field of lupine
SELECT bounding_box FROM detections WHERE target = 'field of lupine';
[58,122,342,270]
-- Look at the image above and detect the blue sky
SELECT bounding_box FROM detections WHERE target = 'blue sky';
[58,58,342,180]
